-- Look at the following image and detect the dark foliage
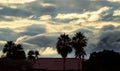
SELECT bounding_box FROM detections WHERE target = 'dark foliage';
[72,32,87,59]
[27,50,40,61]
[56,33,72,71]
[3,41,26,60]
[84,50,120,71]
[35,51,39,59]
[0,57,32,71]
[89,50,120,61]
[56,33,72,58]
[28,50,35,61]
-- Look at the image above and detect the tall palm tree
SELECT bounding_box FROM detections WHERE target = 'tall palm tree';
[72,32,87,58]
[72,32,87,71]
[56,33,72,71]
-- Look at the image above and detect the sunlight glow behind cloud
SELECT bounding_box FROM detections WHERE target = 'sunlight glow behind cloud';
[113,10,120,16]
[41,3,56,7]
[0,0,36,4]
[108,0,120,2]
[39,15,52,21]
[41,47,57,56]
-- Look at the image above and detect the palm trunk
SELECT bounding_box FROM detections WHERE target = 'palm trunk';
[63,57,66,71]
[80,58,82,71]
[79,55,82,71]
[77,58,82,71]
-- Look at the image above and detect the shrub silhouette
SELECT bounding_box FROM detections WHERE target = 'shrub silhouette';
[27,50,40,61]
[84,50,120,71]
[3,41,26,60]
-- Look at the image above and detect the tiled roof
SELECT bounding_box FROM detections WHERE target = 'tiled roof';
[32,58,82,70]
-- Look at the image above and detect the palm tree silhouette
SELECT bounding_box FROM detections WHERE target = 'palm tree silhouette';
[27,50,35,61]
[72,32,87,58]
[35,51,39,59]
[72,32,87,71]
[56,33,72,71]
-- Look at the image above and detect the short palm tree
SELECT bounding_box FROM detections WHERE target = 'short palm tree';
[56,33,72,71]
[27,50,35,61]
[35,51,40,59]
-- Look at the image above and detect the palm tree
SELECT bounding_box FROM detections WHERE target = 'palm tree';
[72,32,87,71]
[56,33,72,71]
[35,51,40,59]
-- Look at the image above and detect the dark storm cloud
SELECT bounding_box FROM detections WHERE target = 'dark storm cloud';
[93,25,120,52]
[20,24,46,36]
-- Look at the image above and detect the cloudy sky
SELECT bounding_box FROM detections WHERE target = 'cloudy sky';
[0,0,120,58]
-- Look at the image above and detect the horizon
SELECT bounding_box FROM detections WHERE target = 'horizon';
[0,0,120,59]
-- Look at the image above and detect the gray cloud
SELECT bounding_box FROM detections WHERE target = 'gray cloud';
[0,5,32,18]
[43,0,119,13]
[0,1,56,21]
[13,24,120,58]
[101,25,115,31]
[21,33,59,48]
[0,0,120,22]
[0,28,18,41]
[93,25,120,52]
[18,0,57,17]
[20,24,46,36]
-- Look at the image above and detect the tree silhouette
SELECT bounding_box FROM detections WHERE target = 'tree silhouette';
[35,51,40,59]
[27,50,40,61]
[3,41,26,59]
[56,33,72,70]
[72,32,87,58]
[87,50,120,71]
[3,41,15,58]
[13,44,26,59]
[27,50,35,61]
[72,32,87,71]
[89,50,120,61]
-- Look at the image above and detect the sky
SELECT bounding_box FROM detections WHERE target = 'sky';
[0,0,120,58]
